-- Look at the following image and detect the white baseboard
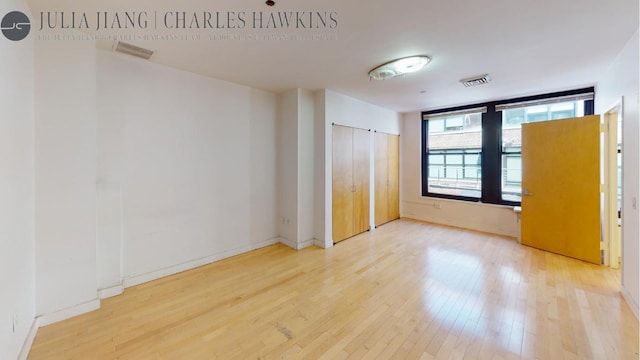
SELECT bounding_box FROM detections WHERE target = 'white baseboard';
[99,283,124,299]
[314,238,332,249]
[124,237,280,288]
[279,237,296,250]
[37,299,101,327]
[299,238,314,249]
[18,317,40,360]
[621,285,639,320]
[280,237,315,250]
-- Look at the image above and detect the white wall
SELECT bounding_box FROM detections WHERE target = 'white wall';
[97,50,279,288]
[298,90,316,247]
[400,112,519,237]
[0,1,35,358]
[249,88,279,250]
[277,90,299,247]
[313,91,328,247]
[596,29,639,318]
[317,90,401,247]
[325,90,401,134]
[276,89,315,250]
[34,32,99,321]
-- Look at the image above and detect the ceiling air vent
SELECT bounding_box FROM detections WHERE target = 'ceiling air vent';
[460,74,491,87]
[114,41,154,60]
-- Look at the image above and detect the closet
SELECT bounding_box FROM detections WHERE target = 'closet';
[332,125,370,243]
[375,132,400,226]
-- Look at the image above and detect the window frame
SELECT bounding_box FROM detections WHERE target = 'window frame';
[421,87,595,205]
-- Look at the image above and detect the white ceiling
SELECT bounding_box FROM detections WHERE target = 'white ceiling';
[27,0,639,112]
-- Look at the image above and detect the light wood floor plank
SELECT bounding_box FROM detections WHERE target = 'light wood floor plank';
[28,219,639,359]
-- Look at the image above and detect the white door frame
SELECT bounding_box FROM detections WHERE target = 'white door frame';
[603,99,623,269]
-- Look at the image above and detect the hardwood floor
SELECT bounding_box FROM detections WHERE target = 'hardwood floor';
[28,219,639,359]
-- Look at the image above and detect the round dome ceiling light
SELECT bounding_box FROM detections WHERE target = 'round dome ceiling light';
[369,55,431,80]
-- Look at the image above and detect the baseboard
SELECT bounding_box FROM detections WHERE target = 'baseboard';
[621,285,639,320]
[299,238,314,249]
[313,239,333,249]
[18,317,40,360]
[279,237,297,250]
[37,299,101,327]
[124,237,280,288]
[279,237,315,250]
[99,283,124,299]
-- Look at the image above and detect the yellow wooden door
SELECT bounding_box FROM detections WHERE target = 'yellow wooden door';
[521,115,601,264]
[374,132,389,226]
[353,128,371,234]
[332,125,354,242]
[388,134,400,221]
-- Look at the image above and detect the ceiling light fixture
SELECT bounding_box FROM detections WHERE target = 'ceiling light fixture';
[266,0,275,6]
[369,55,431,80]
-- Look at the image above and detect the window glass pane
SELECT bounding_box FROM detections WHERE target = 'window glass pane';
[500,100,584,202]
[446,117,463,130]
[464,154,479,165]
[429,165,445,180]
[429,154,444,164]
[429,119,444,133]
[464,165,481,179]
[502,154,522,202]
[503,108,525,129]
[426,112,482,198]
[447,154,463,164]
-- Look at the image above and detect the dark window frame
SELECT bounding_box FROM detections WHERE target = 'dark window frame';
[421,87,595,205]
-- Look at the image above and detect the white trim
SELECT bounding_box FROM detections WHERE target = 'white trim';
[98,283,124,299]
[37,299,101,327]
[299,238,314,250]
[279,237,314,250]
[279,236,296,249]
[603,98,624,270]
[124,237,280,288]
[313,238,328,248]
[18,317,40,360]
[621,286,639,320]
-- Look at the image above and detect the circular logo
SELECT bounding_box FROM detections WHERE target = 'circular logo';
[1,11,31,41]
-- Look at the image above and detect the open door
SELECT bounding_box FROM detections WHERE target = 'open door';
[520,115,601,264]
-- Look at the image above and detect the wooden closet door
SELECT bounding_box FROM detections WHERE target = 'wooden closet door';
[332,126,354,242]
[374,132,389,226]
[387,134,400,221]
[352,128,370,234]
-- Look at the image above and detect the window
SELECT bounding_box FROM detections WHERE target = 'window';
[424,110,484,200]
[422,88,594,205]
[500,100,585,202]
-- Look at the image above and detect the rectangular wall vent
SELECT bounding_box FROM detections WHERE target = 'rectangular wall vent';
[114,41,154,60]
[460,74,491,87]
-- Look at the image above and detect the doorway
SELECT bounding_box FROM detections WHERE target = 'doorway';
[603,100,623,268]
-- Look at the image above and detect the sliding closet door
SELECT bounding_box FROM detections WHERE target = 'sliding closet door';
[374,132,389,226]
[332,125,371,243]
[353,128,370,235]
[387,134,400,221]
[375,132,400,226]
[332,125,354,242]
